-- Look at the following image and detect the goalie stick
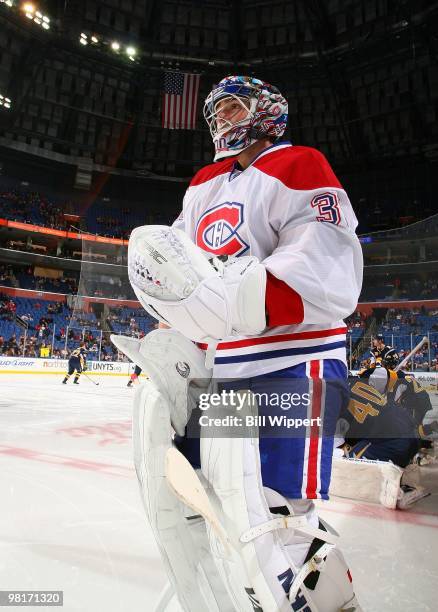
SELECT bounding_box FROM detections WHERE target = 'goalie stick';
[395,336,428,372]
[165,447,231,552]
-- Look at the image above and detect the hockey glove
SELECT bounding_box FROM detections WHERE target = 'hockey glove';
[128,225,266,343]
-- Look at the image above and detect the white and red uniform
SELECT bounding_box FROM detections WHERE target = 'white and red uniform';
[128,83,363,608]
[173,141,363,379]
[171,141,363,501]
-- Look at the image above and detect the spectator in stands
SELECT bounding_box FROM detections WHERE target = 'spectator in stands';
[39,343,50,358]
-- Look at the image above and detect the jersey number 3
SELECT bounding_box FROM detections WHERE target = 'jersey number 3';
[311,192,341,225]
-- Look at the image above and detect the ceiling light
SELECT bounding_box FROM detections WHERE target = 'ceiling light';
[0,94,12,109]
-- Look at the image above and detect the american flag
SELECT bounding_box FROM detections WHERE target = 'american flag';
[162,71,200,130]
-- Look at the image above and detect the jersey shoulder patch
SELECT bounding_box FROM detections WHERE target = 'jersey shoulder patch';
[253,145,343,191]
[190,157,236,187]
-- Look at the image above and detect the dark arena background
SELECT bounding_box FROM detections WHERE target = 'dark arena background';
[0,1,437,611]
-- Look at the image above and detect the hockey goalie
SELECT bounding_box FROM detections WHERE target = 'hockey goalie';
[112,75,364,611]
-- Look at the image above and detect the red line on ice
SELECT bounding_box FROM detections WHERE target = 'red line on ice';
[0,445,134,478]
[319,498,438,529]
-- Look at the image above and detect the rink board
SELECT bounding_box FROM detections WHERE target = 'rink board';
[0,356,135,376]
[350,370,438,393]
[0,358,436,388]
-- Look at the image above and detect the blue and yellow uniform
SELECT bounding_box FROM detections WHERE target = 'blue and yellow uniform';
[62,346,87,385]
[393,371,433,438]
[340,367,421,467]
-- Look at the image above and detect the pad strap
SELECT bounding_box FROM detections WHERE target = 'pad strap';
[288,542,335,604]
[240,516,338,545]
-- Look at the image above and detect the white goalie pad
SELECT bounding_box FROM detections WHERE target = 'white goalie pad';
[187,391,362,612]
[165,443,362,611]
[111,329,211,435]
[128,225,266,342]
[329,456,403,509]
[132,380,235,612]
[330,458,430,510]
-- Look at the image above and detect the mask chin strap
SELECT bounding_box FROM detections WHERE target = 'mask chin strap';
[247,126,271,141]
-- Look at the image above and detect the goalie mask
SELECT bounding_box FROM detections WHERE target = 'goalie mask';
[382,350,399,370]
[203,75,288,161]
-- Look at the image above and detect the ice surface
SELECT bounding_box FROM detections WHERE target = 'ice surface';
[1,373,437,611]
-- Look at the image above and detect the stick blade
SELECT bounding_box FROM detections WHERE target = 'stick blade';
[165,447,229,550]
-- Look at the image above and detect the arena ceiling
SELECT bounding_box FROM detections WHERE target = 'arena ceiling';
[40,1,437,68]
[0,0,437,220]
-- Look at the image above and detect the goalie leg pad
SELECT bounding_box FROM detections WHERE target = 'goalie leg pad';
[199,394,361,611]
[330,456,403,509]
[132,380,234,612]
[200,434,357,611]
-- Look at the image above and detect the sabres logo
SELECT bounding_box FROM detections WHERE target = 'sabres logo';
[195,202,249,256]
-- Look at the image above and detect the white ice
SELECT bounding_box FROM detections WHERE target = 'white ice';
[1,373,437,611]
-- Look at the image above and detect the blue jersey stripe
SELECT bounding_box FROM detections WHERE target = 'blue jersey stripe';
[215,340,346,364]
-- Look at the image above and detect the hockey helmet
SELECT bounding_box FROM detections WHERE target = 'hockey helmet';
[203,75,288,161]
[382,350,399,370]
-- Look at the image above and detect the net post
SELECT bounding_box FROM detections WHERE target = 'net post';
[51,324,56,358]
[427,332,431,371]
[22,327,27,357]
[410,334,413,372]
[98,330,103,361]
[64,326,69,357]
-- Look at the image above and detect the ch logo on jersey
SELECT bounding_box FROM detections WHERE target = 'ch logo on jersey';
[196,202,249,256]
[311,192,341,225]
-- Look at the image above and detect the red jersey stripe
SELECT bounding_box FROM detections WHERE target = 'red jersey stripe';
[306,360,322,499]
[197,326,347,351]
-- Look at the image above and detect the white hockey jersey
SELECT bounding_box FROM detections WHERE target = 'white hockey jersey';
[173,142,363,377]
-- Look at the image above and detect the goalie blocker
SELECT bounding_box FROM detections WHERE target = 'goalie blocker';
[112,330,362,611]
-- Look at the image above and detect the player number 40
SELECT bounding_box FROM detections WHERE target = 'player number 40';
[347,380,385,424]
